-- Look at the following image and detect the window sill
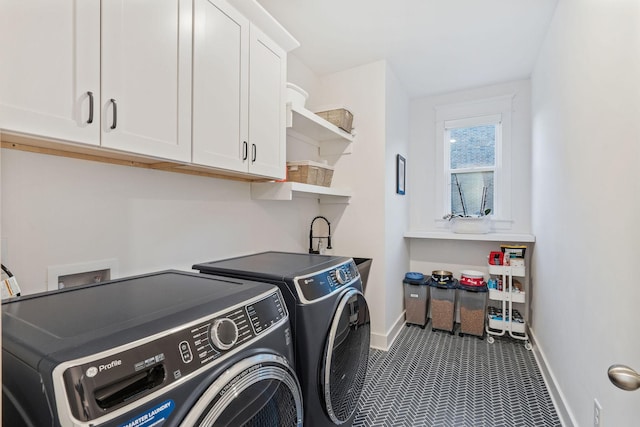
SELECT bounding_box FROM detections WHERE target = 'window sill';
[404,231,535,243]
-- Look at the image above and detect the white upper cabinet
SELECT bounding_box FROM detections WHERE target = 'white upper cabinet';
[1,0,296,177]
[192,0,249,171]
[0,0,100,145]
[247,24,286,179]
[193,0,286,179]
[101,0,192,162]
[1,0,191,162]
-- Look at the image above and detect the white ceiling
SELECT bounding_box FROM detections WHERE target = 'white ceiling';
[257,0,559,98]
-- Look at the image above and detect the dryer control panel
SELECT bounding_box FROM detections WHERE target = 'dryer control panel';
[294,259,360,303]
[58,289,287,424]
[183,291,286,365]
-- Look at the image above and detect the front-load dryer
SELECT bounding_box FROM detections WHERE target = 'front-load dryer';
[193,251,370,427]
[2,270,302,426]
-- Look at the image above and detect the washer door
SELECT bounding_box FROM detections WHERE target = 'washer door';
[180,354,303,427]
[322,288,371,424]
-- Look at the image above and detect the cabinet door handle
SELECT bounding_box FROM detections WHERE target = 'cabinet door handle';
[110,99,117,130]
[87,91,94,124]
[242,141,248,160]
[251,143,256,162]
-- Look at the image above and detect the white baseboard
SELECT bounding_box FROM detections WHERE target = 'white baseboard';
[370,311,406,351]
[529,328,577,427]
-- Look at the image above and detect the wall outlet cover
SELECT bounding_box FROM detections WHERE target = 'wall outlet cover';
[47,259,118,291]
[594,398,602,427]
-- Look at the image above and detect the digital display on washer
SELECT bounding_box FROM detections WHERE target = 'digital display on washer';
[60,290,287,423]
[246,292,287,335]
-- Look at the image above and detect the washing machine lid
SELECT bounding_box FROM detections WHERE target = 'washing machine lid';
[193,251,351,281]
[2,270,278,369]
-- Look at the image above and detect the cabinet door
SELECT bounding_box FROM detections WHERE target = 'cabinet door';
[192,0,249,171]
[101,0,192,162]
[0,0,100,145]
[248,24,286,179]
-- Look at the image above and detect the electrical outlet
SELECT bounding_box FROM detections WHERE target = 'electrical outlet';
[594,398,602,427]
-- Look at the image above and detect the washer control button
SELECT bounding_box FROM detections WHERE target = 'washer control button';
[179,341,193,363]
[211,318,239,351]
[335,269,348,285]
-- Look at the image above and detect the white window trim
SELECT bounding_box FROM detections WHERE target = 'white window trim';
[444,114,502,130]
[434,94,514,230]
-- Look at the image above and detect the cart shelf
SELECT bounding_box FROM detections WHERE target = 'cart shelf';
[488,264,525,277]
[487,318,526,334]
[487,307,526,334]
[488,289,526,304]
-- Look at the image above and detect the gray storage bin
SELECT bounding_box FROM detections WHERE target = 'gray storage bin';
[458,284,488,338]
[429,279,457,334]
[403,273,429,328]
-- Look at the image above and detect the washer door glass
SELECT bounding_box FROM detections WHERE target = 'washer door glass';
[322,288,371,424]
[180,355,302,427]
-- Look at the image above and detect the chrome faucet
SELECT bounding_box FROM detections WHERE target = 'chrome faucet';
[309,216,332,254]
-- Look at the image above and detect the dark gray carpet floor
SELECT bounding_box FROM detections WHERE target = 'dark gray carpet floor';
[353,325,561,427]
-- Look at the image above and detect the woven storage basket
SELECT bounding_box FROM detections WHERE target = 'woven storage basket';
[286,161,334,187]
[315,108,353,133]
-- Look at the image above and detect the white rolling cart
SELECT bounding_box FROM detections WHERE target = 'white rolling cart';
[485,263,532,350]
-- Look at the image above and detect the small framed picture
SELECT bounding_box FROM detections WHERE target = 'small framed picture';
[396,154,406,195]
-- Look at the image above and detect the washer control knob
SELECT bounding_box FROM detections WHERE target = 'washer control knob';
[211,318,238,351]
[335,269,348,285]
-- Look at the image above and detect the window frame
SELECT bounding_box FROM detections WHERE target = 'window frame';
[434,95,514,229]
[444,115,502,217]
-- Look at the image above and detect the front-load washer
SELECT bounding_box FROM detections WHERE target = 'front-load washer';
[193,251,370,427]
[2,270,302,427]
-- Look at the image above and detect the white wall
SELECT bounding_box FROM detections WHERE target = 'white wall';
[313,61,389,345]
[0,147,2,401]
[286,55,322,111]
[312,60,414,348]
[384,64,410,345]
[287,58,410,349]
[407,81,534,325]
[531,0,640,425]
[284,54,334,166]
[1,149,318,294]
[409,80,532,234]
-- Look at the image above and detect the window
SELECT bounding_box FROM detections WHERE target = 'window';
[434,95,514,228]
[445,116,501,217]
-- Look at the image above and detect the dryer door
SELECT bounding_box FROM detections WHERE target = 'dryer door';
[180,354,303,427]
[322,288,371,424]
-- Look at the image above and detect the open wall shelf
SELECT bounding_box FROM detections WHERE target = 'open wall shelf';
[251,181,352,204]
